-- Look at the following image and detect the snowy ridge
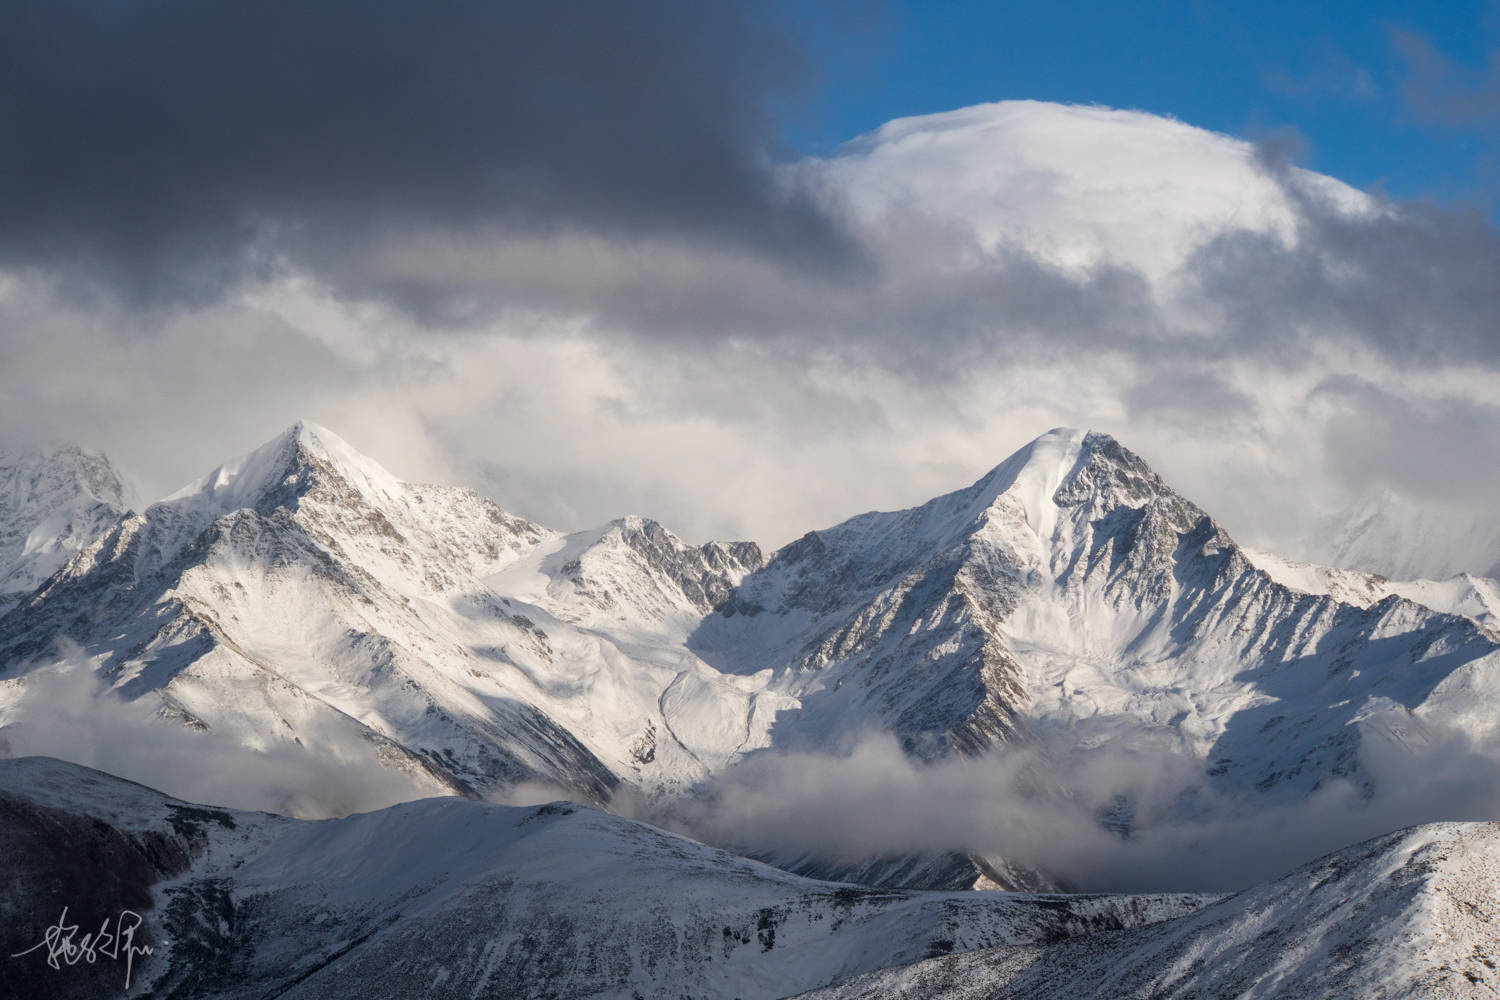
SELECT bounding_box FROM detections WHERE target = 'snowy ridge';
[1245,546,1500,636]
[0,757,1209,1000]
[2,423,1500,893]
[796,820,1500,999]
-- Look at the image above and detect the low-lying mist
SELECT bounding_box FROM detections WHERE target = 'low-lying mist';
[0,649,436,817]
[6,647,1497,894]
[632,721,1500,893]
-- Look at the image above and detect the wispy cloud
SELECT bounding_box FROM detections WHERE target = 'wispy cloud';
[1390,26,1500,127]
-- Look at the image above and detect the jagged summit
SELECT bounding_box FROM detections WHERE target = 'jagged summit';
[760,427,1187,606]
[157,420,400,517]
[969,427,1190,529]
[545,514,764,625]
[5,421,1500,902]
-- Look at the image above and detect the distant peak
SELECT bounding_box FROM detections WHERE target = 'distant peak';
[0,441,133,511]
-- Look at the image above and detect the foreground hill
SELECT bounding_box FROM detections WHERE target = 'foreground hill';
[4,758,1495,999]
[0,757,1205,1000]
[797,820,1500,999]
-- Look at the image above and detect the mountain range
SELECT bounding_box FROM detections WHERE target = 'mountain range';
[3,424,1499,872]
[1,421,1498,996]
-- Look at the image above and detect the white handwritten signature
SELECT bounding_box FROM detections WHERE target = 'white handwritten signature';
[10,905,153,989]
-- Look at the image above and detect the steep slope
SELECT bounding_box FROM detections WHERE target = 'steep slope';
[0,757,1208,1000]
[0,444,132,613]
[797,821,1500,999]
[694,429,1500,808]
[0,423,776,809]
[4,423,1498,895]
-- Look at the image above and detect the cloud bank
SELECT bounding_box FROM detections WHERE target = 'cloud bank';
[0,2,1496,580]
[0,650,434,817]
[659,721,1500,893]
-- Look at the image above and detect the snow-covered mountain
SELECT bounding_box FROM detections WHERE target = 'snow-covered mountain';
[694,429,1500,809]
[0,444,132,613]
[0,423,784,810]
[797,819,1500,1000]
[2,422,1499,892]
[4,757,1495,1000]
[1245,546,1500,636]
[0,423,621,806]
[0,757,1208,1000]
[1311,487,1500,583]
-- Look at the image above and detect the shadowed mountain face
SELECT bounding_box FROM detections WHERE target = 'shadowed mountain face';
[0,758,1210,1000]
[1,424,1498,891]
[4,758,1496,1000]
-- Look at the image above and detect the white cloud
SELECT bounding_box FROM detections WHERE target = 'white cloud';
[1,101,1495,576]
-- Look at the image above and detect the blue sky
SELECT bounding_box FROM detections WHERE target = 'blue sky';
[783,0,1500,206]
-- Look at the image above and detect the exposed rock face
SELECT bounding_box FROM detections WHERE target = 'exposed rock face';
[3,424,1500,894]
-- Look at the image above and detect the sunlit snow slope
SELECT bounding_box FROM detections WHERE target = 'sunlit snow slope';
[2,423,1499,890]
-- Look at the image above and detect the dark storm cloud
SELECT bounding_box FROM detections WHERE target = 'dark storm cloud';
[1123,367,1257,429]
[1183,159,1500,370]
[0,0,853,304]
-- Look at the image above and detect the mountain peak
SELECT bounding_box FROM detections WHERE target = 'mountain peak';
[158,420,400,516]
[967,427,1149,534]
[0,442,132,511]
